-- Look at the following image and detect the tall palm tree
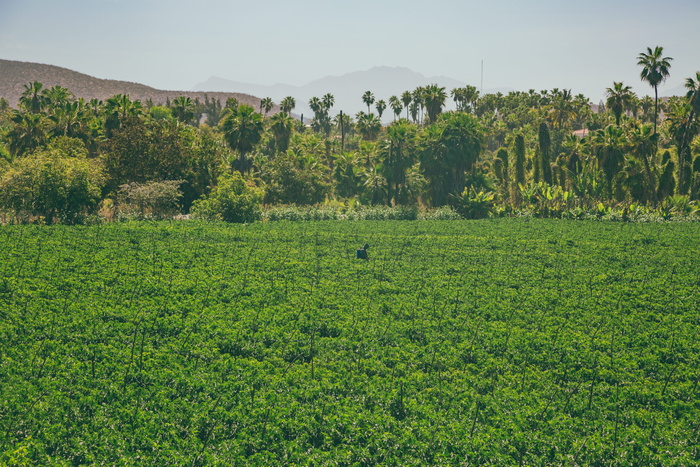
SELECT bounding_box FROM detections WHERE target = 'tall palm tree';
[260,97,275,117]
[171,96,196,124]
[423,84,447,123]
[401,91,413,120]
[219,104,264,174]
[593,125,627,198]
[637,46,673,134]
[388,96,402,121]
[355,112,381,141]
[379,120,417,205]
[280,96,296,116]
[362,91,375,114]
[375,100,386,120]
[627,122,659,201]
[104,94,143,137]
[19,81,45,114]
[686,71,700,118]
[7,111,49,157]
[605,82,634,126]
[270,112,294,153]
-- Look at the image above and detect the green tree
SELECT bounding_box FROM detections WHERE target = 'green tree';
[379,120,417,205]
[260,97,275,117]
[538,122,553,184]
[355,112,381,141]
[270,112,294,153]
[220,104,264,174]
[171,96,196,125]
[593,125,627,198]
[7,111,49,157]
[514,134,526,187]
[262,150,329,205]
[424,84,447,123]
[191,171,263,223]
[19,81,45,113]
[637,46,673,134]
[0,143,104,224]
[605,82,634,126]
[375,100,387,120]
[362,91,375,114]
[280,96,296,116]
[388,96,402,121]
[104,94,143,137]
[401,91,413,120]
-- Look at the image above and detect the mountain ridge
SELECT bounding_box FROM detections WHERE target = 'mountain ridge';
[0,59,265,110]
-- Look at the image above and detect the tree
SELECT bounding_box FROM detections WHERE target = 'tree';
[19,81,45,113]
[593,125,627,198]
[388,96,402,121]
[270,112,294,153]
[424,84,447,123]
[219,104,264,174]
[355,112,381,141]
[605,82,634,126]
[362,91,375,114]
[627,123,659,202]
[280,96,296,116]
[104,94,143,137]
[514,134,526,187]
[379,120,417,205]
[419,112,483,206]
[7,112,49,157]
[260,97,275,117]
[191,171,264,223]
[0,143,104,224]
[262,150,329,205]
[401,91,413,120]
[171,96,196,125]
[637,46,673,134]
[538,122,553,184]
[375,100,387,120]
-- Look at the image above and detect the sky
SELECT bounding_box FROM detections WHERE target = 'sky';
[1,0,699,103]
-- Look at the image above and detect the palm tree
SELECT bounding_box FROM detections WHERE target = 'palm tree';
[388,96,402,121]
[637,46,673,134]
[686,71,700,118]
[104,94,143,137]
[260,97,274,117]
[379,120,417,205]
[7,111,49,157]
[401,91,413,120]
[280,96,296,116]
[375,100,387,120]
[423,84,447,123]
[362,91,375,114]
[219,104,264,174]
[627,122,659,201]
[270,112,294,153]
[171,96,196,124]
[605,82,634,126]
[19,81,45,113]
[42,85,72,115]
[593,125,627,198]
[355,112,381,141]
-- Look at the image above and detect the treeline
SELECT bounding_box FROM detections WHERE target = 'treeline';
[0,46,699,223]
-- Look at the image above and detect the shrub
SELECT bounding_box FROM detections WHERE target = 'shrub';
[115,180,184,220]
[190,171,263,223]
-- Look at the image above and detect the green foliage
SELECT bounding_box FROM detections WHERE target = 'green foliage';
[0,144,103,224]
[115,180,184,220]
[3,220,699,464]
[451,188,495,219]
[190,171,263,223]
[262,150,330,205]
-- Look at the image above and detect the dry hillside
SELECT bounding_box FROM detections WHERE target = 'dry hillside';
[0,59,271,110]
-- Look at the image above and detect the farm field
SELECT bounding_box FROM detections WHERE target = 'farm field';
[1,219,700,466]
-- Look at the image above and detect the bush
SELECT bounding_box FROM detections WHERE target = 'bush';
[115,180,184,220]
[190,172,263,223]
[0,146,104,224]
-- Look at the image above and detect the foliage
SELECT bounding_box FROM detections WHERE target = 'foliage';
[262,150,330,205]
[190,171,263,223]
[115,180,184,220]
[2,220,700,464]
[0,144,103,224]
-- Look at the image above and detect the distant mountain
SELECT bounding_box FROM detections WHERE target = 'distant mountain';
[0,59,269,111]
[193,66,513,122]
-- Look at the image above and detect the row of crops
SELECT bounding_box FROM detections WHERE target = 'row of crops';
[1,219,699,465]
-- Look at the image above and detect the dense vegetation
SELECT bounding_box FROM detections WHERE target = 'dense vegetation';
[1,219,699,465]
[1,47,699,224]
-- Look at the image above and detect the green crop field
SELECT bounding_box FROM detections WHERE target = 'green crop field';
[1,219,700,466]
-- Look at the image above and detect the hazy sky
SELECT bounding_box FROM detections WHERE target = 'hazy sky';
[1,0,699,102]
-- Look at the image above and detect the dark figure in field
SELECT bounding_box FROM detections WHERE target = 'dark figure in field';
[357,243,370,260]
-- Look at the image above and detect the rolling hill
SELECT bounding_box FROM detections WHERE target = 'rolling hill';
[0,59,268,110]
